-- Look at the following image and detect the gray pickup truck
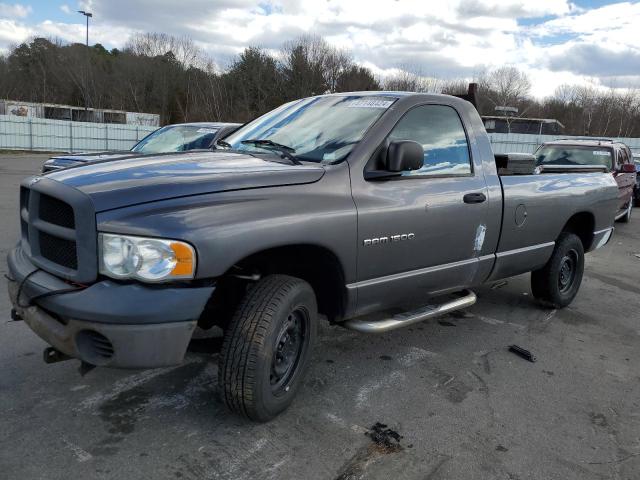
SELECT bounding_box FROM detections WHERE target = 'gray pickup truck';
[7,92,618,421]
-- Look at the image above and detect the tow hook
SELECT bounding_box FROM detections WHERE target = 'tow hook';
[10,308,23,321]
[43,347,72,364]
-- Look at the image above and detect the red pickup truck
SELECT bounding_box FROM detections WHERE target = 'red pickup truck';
[535,139,636,222]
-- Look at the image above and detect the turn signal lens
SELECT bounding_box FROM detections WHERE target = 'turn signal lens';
[169,241,195,277]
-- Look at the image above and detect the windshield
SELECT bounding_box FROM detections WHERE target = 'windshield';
[535,145,613,170]
[221,95,397,163]
[132,125,219,154]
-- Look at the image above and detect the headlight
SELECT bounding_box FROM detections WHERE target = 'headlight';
[99,233,196,282]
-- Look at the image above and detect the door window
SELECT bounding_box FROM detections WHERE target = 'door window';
[616,148,629,170]
[619,148,630,168]
[388,105,472,176]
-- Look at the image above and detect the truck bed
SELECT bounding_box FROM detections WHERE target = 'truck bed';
[490,166,618,281]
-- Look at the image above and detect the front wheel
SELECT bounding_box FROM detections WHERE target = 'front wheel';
[531,233,584,308]
[218,274,317,421]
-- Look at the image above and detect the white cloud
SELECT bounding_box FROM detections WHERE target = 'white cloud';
[534,1,640,54]
[1,0,639,97]
[37,20,136,47]
[60,4,72,15]
[0,2,32,18]
[526,67,599,97]
[0,19,136,52]
[456,0,575,18]
[0,18,28,54]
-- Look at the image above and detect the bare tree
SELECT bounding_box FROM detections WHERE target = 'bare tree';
[3,34,640,137]
[552,84,580,104]
[323,48,352,93]
[280,35,331,98]
[440,79,472,96]
[226,47,283,121]
[478,66,531,108]
[335,65,380,92]
[383,69,441,92]
[125,32,202,68]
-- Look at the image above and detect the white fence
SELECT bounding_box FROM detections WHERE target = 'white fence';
[489,133,640,155]
[0,114,158,152]
[2,113,640,156]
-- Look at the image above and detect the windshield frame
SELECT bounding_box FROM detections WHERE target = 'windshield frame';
[219,95,399,165]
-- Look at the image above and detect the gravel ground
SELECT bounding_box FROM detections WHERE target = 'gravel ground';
[0,153,639,480]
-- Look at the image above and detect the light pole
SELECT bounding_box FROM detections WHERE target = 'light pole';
[77,10,92,112]
[77,10,92,48]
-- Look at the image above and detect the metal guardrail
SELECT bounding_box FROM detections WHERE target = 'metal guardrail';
[0,114,158,152]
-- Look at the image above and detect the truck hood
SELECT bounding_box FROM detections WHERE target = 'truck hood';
[46,151,326,212]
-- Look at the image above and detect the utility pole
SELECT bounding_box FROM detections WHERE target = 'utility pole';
[77,10,92,112]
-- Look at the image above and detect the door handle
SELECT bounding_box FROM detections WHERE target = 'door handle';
[463,192,486,204]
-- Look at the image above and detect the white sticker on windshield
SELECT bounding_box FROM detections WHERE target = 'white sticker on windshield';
[593,150,610,156]
[344,98,394,108]
[197,128,217,134]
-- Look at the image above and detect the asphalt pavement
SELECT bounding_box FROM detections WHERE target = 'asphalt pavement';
[1,153,639,480]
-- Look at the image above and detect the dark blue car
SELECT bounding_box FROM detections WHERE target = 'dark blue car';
[42,122,241,172]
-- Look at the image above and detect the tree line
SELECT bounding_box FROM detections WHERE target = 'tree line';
[1,33,639,137]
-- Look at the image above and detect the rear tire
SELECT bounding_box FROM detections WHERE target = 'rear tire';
[531,233,584,309]
[218,274,317,422]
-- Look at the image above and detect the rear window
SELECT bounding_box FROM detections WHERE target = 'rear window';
[535,145,613,170]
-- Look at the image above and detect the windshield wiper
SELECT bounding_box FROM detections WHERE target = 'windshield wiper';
[241,139,302,165]
[216,139,232,149]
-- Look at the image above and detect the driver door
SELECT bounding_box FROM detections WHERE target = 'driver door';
[350,104,490,314]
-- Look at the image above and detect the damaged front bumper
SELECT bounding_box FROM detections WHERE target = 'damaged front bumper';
[7,246,215,368]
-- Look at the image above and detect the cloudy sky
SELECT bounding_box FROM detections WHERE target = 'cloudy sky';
[1,0,639,97]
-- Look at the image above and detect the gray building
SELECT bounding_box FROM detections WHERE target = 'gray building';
[482,115,564,135]
[0,99,159,126]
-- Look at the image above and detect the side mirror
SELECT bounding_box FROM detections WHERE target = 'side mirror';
[621,163,637,173]
[386,140,424,172]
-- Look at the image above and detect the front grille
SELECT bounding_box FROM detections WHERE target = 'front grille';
[21,178,96,283]
[20,187,30,210]
[20,187,30,245]
[39,194,75,228]
[39,231,78,270]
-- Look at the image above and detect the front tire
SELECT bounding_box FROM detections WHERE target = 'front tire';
[218,275,317,421]
[531,233,584,308]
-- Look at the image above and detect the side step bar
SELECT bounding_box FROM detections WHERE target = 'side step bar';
[342,290,477,333]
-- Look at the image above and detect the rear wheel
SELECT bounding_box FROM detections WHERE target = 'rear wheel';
[531,233,584,308]
[218,274,317,422]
